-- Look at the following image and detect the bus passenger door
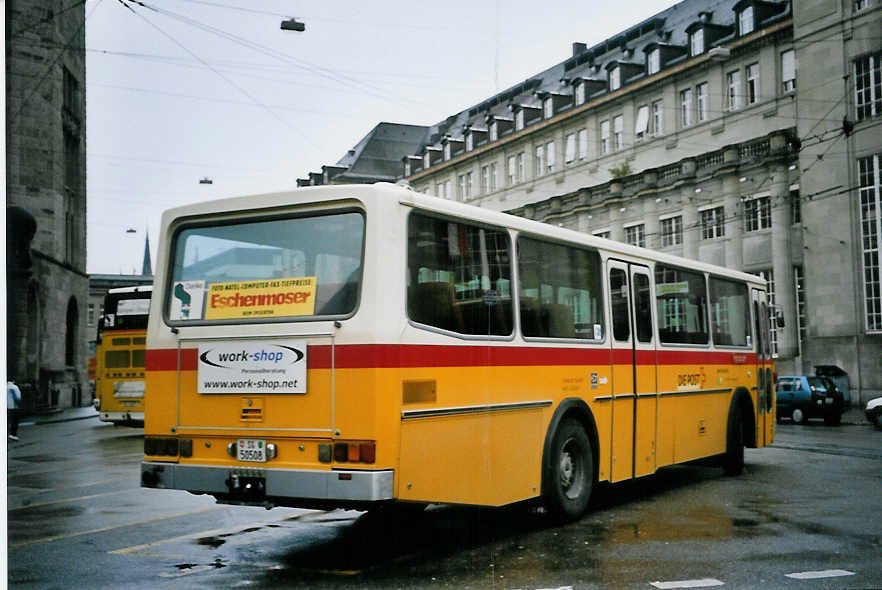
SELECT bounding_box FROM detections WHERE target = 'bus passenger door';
[608,261,634,482]
[631,266,657,477]
[752,289,771,447]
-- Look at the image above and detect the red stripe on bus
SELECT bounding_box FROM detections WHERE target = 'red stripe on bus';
[146,345,756,371]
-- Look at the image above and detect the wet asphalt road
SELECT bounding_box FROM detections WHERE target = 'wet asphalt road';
[6,416,882,589]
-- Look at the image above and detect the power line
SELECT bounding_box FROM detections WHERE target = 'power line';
[118,0,322,151]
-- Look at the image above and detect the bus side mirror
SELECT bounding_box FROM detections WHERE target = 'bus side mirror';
[776,311,785,328]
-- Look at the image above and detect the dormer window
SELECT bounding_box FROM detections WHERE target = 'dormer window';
[690,28,704,56]
[543,97,554,119]
[575,82,586,105]
[515,109,525,131]
[489,121,498,141]
[609,67,621,91]
[739,5,754,36]
[648,49,660,75]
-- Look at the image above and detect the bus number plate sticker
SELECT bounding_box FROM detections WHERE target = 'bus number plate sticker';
[197,339,307,394]
[237,439,267,462]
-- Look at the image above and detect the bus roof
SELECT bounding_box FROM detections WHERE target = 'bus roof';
[107,285,153,295]
[160,183,765,288]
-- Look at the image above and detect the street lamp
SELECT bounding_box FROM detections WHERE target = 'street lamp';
[199,177,213,185]
[280,17,305,32]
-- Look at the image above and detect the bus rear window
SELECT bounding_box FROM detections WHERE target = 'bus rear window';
[167,211,364,322]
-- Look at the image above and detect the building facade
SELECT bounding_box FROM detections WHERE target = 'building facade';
[6,0,88,410]
[395,0,879,402]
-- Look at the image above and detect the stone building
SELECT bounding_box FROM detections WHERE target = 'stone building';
[397,0,880,403]
[6,0,88,410]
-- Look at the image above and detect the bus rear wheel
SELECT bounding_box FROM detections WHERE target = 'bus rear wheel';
[722,405,745,476]
[544,418,593,520]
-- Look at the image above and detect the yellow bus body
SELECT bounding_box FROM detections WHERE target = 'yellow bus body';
[142,184,774,514]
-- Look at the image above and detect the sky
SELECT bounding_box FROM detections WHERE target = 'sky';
[85,0,680,274]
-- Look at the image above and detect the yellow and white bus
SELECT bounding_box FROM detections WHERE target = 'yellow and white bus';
[141,183,775,519]
[94,286,151,426]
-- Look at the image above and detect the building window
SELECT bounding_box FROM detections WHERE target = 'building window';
[517,152,525,182]
[648,49,660,75]
[489,121,498,142]
[690,28,704,56]
[593,230,611,239]
[781,49,796,93]
[635,105,650,141]
[791,189,801,223]
[565,132,576,163]
[739,5,754,36]
[457,172,473,201]
[613,115,623,151]
[660,216,683,247]
[600,119,610,155]
[744,196,772,231]
[854,0,871,10]
[62,67,81,116]
[794,265,806,352]
[625,224,645,247]
[680,88,693,127]
[515,109,525,131]
[700,206,725,239]
[481,165,490,194]
[546,141,555,173]
[855,52,881,120]
[575,82,586,106]
[609,67,621,91]
[858,154,882,332]
[507,155,517,185]
[578,128,588,159]
[652,100,664,135]
[87,303,96,327]
[747,63,760,104]
[490,162,498,191]
[727,70,742,111]
[543,98,554,119]
[696,82,709,122]
[535,145,545,177]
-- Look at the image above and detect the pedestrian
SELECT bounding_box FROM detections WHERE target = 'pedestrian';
[8,380,22,441]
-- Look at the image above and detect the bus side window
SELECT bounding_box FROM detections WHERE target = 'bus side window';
[709,277,750,347]
[517,236,604,340]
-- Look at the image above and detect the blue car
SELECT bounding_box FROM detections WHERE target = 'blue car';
[776,376,844,425]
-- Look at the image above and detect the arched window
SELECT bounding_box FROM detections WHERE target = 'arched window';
[65,297,79,366]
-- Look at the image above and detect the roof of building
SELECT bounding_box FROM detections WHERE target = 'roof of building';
[329,122,430,183]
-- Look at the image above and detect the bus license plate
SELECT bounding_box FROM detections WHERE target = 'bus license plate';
[237,439,267,462]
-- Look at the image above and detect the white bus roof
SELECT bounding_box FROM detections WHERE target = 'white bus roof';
[160,183,765,287]
[107,285,153,295]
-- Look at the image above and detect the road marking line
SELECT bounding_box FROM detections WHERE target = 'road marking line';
[8,507,221,548]
[7,489,130,511]
[110,515,295,555]
[650,579,725,589]
[785,570,855,580]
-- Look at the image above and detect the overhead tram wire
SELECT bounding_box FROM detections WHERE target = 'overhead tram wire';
[134,0,427,111]
[117,0,322,151]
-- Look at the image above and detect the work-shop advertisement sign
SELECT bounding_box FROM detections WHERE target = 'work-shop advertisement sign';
[197,340,307,394]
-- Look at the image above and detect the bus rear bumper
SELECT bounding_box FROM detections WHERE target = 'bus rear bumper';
[140,461,394,505]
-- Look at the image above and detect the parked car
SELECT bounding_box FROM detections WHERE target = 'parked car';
[776,376,844,425]
[865,397,882,429]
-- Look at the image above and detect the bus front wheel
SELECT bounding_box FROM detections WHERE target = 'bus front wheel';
[544,418,594,520]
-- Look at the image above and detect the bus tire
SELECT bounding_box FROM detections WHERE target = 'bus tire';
[543,418,593,520]
[722,404,745,476]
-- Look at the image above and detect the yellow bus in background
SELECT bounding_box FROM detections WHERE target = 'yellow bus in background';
[94,286,151,426]
[141,184,775,519]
